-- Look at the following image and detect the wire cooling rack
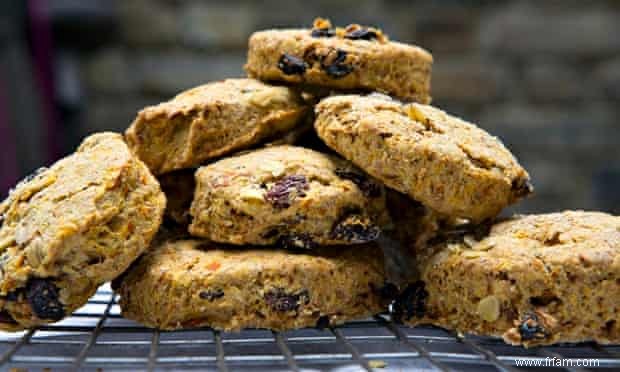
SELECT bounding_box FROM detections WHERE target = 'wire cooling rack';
[1,285,619,372]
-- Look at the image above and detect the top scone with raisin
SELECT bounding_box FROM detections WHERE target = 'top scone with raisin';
[245,18,432,103]
[189,145,390,248]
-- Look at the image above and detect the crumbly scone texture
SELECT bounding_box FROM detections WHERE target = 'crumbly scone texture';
[158,169,196,226]
[0,133,166,331]
[125,78,309,175]
[189,145,390,247]
[115,237,388,331]
[244,19,432,103]
[401,211,620,347]
[315,94,532,221]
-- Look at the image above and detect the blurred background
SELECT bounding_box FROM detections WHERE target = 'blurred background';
[0,0,618,214]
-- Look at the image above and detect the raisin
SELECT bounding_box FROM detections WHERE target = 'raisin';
[278,54,307,75]
[199,289,224,301]
[26,279,65,321]
[264,175,309,209]
[264,288,309,312]
[0,310,16,324]
[334,169,382,198]
[311,28,335,38]
[315,315,330,329]
[331,214,380,243]
[0,214,4,229]
[392,281,428,323]
[344,28,378,41]
[321,49,353,79]
[518,311,547,341]
[277,233,317,250]
[512,178,534,198]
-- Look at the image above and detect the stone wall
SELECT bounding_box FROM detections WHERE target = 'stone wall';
[79,0,620,214]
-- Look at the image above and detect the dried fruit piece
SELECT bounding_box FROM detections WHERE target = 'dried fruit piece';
[331,214,380,243]
[519,311,547,341]
[392,281,428,322]
[264,175,309,209]
[26,279,65,320]
[264,288,309,312]
[321,49,353,79]
[277,233,317,250]
[199,289,224,301]
[344,28,378,41]
[278,54,307,75]
[334,169,382,197]
[311,28,335,38]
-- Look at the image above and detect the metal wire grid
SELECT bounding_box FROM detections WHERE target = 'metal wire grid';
[1,285,619,371]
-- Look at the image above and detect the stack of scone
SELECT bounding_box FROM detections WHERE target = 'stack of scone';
[0,19,618,349]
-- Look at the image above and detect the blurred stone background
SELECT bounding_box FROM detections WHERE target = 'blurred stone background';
[1,0,619,214]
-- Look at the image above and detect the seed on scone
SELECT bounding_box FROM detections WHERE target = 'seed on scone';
[26,279,65,321]
[278,54,307,75]
[199,289,224,301]
[315,315,330,329]
[392,281,428,323]
[477,296,500,322]
[518,311,547,341]
[277,233,317,250]
[331,214,380,243]
[321,49,353,78]
[264,174,309,209]
[334,169,382,197]
[264,288,309,312]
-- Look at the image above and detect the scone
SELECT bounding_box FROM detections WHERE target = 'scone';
[113,237,390,331]
[189,145,389,248]
[395,211,620,347]
[245,18,432,103]
[0,133,165,331]
[315,94,532,222]
[125,78,309,175]
[158,169,196,226]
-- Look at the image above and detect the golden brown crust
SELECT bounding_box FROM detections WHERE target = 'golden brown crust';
[315,94,532,221]
[189,146,389,247]
[244,21,432,103]
[403,211,620,347]
[125,78,309,174]
[116,237,389,331]
[0,133,165,331]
